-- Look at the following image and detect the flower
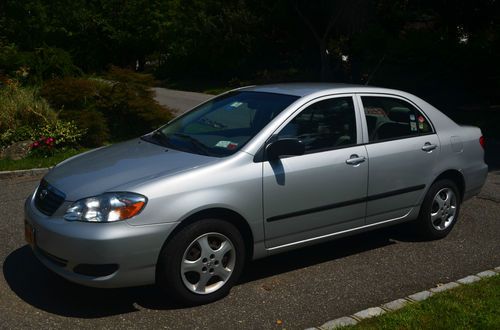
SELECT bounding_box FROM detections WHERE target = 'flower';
[32,141,39,148]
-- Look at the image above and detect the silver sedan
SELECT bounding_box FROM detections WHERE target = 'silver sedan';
[24,83,487,305]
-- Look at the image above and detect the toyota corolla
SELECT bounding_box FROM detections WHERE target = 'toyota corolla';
[24,83,487,305]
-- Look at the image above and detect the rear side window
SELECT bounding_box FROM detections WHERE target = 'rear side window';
[361,96,433,142]
[277,96,357,153]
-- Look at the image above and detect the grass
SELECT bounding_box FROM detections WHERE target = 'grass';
[0,148,88,171]
[348,274,500,330]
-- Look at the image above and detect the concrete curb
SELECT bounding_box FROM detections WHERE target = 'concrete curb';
[308,266,500,330]
[0,167,49,180]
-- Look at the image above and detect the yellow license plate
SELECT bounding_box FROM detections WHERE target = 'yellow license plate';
[24,220,35,247]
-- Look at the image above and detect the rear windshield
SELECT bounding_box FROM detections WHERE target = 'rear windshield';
[146,91,299,157]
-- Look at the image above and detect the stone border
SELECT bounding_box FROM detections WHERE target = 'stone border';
[0,167,49,180]
[306,266,500,330]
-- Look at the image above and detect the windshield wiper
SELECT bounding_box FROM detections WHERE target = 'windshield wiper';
[150,130,174,148]
[170,133,211,156]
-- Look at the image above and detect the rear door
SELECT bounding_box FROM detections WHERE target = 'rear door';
[357,94,440,224]
[263,95,368,248]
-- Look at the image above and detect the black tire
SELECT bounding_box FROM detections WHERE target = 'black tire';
[417,179,461,240]
[156,218,245,305]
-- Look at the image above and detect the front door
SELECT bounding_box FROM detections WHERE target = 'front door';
[263,95,368,249]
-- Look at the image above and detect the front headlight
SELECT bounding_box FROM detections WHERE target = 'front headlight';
[64,193,147,222]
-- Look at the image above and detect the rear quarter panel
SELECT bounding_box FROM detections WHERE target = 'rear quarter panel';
[412,97,487,201]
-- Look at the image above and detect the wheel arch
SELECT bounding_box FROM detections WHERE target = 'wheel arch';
[157,207,254,265]
[432,169,465,200]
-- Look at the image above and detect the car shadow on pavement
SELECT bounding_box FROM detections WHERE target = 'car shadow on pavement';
[3,223,418,318]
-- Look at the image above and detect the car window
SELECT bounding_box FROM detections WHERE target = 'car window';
[156,91,299,157]
[277,96,357,153]
[361,96,433,142]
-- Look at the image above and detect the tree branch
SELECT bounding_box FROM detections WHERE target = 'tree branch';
[293,0,321,43]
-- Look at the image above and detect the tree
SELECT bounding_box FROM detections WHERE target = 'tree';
[292,0,367,81]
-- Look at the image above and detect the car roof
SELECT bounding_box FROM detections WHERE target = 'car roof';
[240,82,397,97]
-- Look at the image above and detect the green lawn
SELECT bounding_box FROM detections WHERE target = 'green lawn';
[348,274,500,330]
[0,148,88,171]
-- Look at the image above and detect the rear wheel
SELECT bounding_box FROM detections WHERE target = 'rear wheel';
[156,219,245,305]
[417,179,461,239]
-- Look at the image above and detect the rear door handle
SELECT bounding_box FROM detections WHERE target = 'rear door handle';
[346,154,366,166]
[421,142,437,152]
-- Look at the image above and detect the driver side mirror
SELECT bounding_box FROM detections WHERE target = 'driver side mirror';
[266,138,305,160]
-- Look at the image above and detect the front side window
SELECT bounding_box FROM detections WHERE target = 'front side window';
[361,96,433,142]
[277,96,357,153]
[147,91,299,157]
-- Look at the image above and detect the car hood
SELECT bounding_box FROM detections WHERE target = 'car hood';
[44,139,218,201]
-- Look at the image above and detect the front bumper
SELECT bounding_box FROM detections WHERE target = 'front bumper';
[24,192,177,288]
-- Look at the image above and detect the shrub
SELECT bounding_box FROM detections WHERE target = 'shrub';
[0,126,33,147]
[64,110,110,147]
[29,120,86,157]
[97,82,172,140]
[41,77,108,110]
[41,70,173,144]
[0,82,57,135]
[106,66,157,87]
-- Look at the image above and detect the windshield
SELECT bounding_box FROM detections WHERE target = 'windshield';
[146,91,299,157]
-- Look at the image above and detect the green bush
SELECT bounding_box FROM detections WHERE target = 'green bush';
[41,77,101,110]
[0,125,33,147]
[106,66,157,87]
[41,69,172,144]
[42,77,111,146]
[29,120,86,157]
[64,110,110,147]
[0,82,57,139]
[97,83,171,141]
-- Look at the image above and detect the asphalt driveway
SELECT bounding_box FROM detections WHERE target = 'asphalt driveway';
[0,171,499,329]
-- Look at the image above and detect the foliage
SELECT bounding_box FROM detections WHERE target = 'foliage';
[0,126,34,147]
[98,68,172,140]
[0,43,80,85]
[29,136,57,157]
[105,66,157,86]
[41,77,103,110]
[33,120,86,147]
[41,69,172,144]
[0,0,169,71]
[71,110,110,147]
[1,0,499,138]
[28,120,85,157]
[0,81,57,135]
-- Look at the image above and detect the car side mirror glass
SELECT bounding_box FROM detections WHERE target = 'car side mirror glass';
[266,138,305,160]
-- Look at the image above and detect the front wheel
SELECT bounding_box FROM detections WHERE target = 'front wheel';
[156,219,245,305]
[417,179,461,240]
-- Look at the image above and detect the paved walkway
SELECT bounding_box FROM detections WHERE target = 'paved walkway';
[152,87,212,116]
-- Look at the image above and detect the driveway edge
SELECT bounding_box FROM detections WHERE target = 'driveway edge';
[306,266,500,330]
[0,167,49,180]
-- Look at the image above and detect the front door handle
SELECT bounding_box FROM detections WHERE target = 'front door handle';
[422,142,437,152]
[346,154,366,166]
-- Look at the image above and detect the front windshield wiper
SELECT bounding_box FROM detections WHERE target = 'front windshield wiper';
[150,130,174,148]
[170,133,211,156]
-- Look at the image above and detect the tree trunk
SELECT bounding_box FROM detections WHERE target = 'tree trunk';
[137,56,146,72]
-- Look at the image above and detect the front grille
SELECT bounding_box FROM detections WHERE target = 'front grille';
[34,180,66,216]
